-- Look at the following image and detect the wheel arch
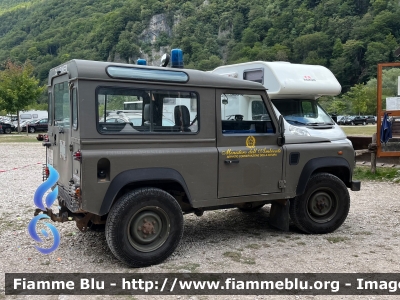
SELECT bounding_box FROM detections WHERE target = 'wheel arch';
[296,157,351,196]
[99,167,192,216]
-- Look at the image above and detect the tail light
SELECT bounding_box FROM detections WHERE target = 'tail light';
[42,164,49,181]
[73,150,82,162]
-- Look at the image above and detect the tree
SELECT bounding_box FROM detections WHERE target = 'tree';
[341,83,368,115]
[0,60,45,132]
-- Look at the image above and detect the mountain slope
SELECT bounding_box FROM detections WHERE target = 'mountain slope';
[0,0,398,89]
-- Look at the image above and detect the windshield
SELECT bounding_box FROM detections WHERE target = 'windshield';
[272,99,333,126]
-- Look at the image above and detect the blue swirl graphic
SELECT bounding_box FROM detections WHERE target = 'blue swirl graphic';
[28,214,60,254]
[34,164,59,210]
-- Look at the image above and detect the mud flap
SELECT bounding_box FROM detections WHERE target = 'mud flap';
[269,199,290,231]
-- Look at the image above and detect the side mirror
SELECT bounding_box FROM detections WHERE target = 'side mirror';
[277,115,285,146]
[160,54,170,67]
[222,94,228,105]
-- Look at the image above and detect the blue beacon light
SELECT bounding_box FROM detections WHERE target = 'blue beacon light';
[137,59,147,65]
[171,49,184,68]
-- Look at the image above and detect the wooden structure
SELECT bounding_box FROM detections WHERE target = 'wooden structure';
[376,62,400,157]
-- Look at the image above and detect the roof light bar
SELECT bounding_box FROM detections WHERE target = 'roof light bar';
[107,66,188,83]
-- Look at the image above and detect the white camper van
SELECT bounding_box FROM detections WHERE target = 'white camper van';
[212,61,349,143]
[19,110,48,123]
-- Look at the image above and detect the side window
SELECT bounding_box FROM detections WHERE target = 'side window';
[97,87,199,134]
[301,101,316,118]
[72,88,78,129]
[243,69,263,84]
[48,92,53,125]
[221,93,274,134]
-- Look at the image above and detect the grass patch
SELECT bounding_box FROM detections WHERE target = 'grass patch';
[341,125,376,136]
[326,236,349,243]
[0,133,39,143]
[161,262,200,272]
[223,251,242,262]
[245,244,261,249]
[353,231,373,236]
[353,166,400,181]
[242,257,256,265]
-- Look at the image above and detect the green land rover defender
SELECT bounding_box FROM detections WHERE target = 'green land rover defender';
[39,58,360,267]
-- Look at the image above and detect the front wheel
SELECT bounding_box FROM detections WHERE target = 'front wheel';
[4,127,11,134]
[363,121,366,125]
[105,187,184,267]
[289,173,350,234]
[28,127,35,133]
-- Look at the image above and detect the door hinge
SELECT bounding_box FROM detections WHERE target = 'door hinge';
[278,180,286,189]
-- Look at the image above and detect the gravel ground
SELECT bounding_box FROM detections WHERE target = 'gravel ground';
[1,142,400,300]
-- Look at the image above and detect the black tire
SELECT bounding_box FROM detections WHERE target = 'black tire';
[105,187,184,267]
[28,127,35,133]
[4,127,11,134]
[289,173,350,234]
[238,203,265,212]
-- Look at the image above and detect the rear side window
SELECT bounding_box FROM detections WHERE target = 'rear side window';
[97,87,199,134]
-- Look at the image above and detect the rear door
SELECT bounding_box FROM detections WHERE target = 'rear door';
[216,90,284,198]
[48,76,73,186]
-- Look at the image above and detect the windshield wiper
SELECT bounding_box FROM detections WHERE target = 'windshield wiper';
[286,120,307,125]
[307,122,334,126]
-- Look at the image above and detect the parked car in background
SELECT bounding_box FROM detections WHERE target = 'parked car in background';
[0,121,15,134]
[337,116,352,125]
[364,115,376,124]
[350,116,367,125]
[22,118,48,133]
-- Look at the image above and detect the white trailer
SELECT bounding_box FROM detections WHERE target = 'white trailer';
[19,110,48,123]
[212,61,349,143]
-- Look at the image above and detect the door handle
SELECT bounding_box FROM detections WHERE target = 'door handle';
[224,159,239,164]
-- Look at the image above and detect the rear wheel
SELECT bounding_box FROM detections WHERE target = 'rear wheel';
[4,127,11,134]
[28,127,35,133]
[289,173,350,234]
[363,121,366,125]
[351,122,355,125]
[105,187,183,267]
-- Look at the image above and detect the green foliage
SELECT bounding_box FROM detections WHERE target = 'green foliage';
[0,0,398,105]
[0,60,44,114]
[353,166,400,182]
[341,84,368,115]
